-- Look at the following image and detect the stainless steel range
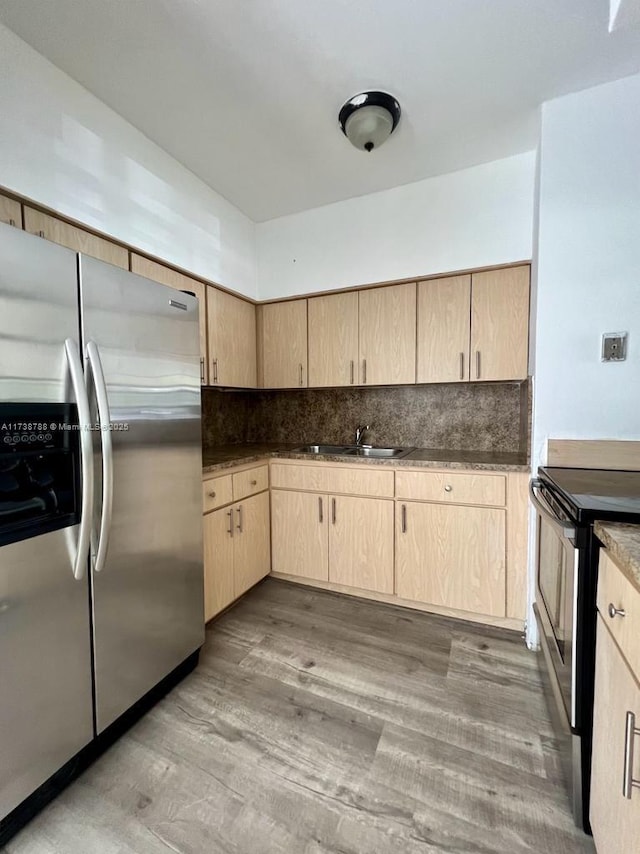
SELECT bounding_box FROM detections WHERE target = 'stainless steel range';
[531,466,640,833]
[0,223,204,844]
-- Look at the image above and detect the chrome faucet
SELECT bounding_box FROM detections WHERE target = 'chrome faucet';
[355,424,370,446]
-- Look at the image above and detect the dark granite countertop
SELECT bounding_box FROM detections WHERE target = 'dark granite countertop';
[203,444,529,475]
[595,521,640,594]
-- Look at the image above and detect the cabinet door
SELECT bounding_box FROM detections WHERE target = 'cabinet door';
[23,207,128,269]
[329,496,394,594]
[207,286,257,388]
[234,491,271,597]
[0,193,21,227]
[396,502,506,616]
[591,615,640,854]
[470,266,529,381]
[203,506,235,621]
[308,291,359,387]
[271,490,328,581]
[417,275,471,383]
[260,300,308,388]
[359,283,416,385]
[131,254,208,385]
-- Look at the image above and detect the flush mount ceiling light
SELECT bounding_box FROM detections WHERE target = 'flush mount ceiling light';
[338,91,401,152]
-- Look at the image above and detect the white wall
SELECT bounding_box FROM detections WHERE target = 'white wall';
[0,23,257,297]
[256,152,536,299]
[533,72,640,470]
[525,72,640,648]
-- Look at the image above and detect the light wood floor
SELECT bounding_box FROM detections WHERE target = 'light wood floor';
[6,579,595,854]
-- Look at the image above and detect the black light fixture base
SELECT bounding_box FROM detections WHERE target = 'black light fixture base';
[338,91,401,139]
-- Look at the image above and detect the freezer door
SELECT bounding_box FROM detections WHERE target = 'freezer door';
[79,255,204,733]
[0,222,80,402]
[0,224,94,819]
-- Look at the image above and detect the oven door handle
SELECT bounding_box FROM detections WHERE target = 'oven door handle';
[529,478,576,539]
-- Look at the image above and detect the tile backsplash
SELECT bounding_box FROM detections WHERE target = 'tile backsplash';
[203,381,530,454]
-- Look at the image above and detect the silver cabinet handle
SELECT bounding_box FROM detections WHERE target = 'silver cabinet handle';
[318,496,323,524]
[332,497,336,525]
[208,490,216,498]
[299,363,303,386]
[401,504,407,534]
[8,218,15,227]
[444,484,453,493]
[250,479,257,486]
[623,711,640,799]
[64,339,94,581]
[227,509,234,537]
[38,229,45,238]
[85,341,113,574]
[476,351,481,379]
[200,357,205,384]
[236,505,243,533]
[350,360,354,384]
[459,352,464,381]
[608,603,626,619]
[212,358,219,383]
[362,359,367,384]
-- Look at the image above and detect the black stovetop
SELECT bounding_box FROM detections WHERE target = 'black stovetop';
[540,466,640,523]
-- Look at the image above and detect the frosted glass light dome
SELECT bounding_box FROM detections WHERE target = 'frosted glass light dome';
[338,91,401,152]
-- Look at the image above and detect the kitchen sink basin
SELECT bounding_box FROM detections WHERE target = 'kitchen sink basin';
[294,444,352,455]
[345,447,409,458]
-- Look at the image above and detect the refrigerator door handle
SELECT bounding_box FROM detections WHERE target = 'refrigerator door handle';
[86,340,113,574]
[64,338,94,581]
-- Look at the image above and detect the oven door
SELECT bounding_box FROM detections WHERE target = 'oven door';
[530,478,579,728]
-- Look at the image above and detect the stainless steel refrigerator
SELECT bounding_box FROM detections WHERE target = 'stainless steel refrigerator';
[0,222,204,837]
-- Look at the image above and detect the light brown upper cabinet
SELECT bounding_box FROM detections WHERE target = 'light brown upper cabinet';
[358,283,416,385]
[308,291,359,387]
[470,266,530,381]
[0,193,21,227]
[258,299,308,388]
[417,275,471,383]
[24,207,128,270]
[131,254,209,385]
[207,285,257,388]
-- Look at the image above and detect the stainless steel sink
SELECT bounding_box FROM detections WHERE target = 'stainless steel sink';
[293,444,352,455]
[345,447,409,458]
[293,444,412,458]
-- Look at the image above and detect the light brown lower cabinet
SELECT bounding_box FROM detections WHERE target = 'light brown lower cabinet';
[395,501,506,617]
[590,614,640,853]
[271,489,329,581]
[203,490,270,621]
[271,489,394,594]
[233,491,271,596]
[591,548,640,853]
[329,495,394,594]
[203,505,235,621]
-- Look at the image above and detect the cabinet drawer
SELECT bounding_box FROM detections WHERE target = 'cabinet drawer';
[270,463,394,498]
[395,470,506,506]
[232,465,269,501]
[597,550,640,678]
[202,474,233,513]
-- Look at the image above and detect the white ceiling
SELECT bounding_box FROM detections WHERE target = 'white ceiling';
[1,0,640,222]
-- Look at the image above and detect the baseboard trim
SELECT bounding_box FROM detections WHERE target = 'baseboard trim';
[270,572,524,632]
